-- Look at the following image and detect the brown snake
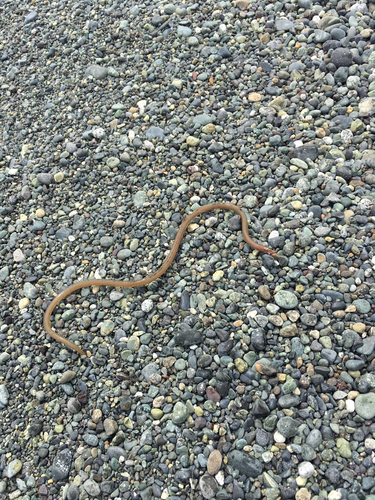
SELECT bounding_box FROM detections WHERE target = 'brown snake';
[43,203,278,356]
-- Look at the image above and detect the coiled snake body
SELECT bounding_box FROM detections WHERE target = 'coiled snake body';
[43,203,278,355]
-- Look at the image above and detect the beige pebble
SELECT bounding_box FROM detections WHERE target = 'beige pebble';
[186,136,200,146]
[36,209,45,218]
[248,92,262,102]
[92,409,102,423]
[291,200,303,210]
[188,223,199,232]
[54,172,65,183]
[328,491,342,500]
[296,488,311,500]
[207,450,222,475]
[361,28,373,38]
[19,297,30,309]
[104,418,118,436]
[317,253,326,263]
[333,310,346,319]
[234,0,250,10]
[259,32,270,43]
[269,315,283,326]
[113,220,125,227]
[347,390,359,400]
[202,123,216,134]
[287,310,300,322]
[296,477,307,486]
[344,209,355,224]
[352,322,366,333]
[213,270,224,281]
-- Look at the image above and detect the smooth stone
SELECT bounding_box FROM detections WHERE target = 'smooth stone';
[277,417,299,438]
[85,65,108,80]
[355,393,375,419]
[3,459,22,478]
[51,449,73,480]
[274,291,298,309]
[133,191,147,208]
[228,450,263,477]
[172,402,189,424]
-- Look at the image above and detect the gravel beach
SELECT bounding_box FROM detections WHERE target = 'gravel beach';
[1,0,375,499]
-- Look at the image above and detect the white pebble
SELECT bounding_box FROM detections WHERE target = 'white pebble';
[298,461,315,479]
[365,438,375,450]
[13,249,25,262]
[346,399,355,412]
[328,491,342,500]
[92,127,105,139]
[273,431,285,443]
[141,299,154,313]
[215,470,224,486]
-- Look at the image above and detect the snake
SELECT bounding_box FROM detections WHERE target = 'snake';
[43,203,279,356]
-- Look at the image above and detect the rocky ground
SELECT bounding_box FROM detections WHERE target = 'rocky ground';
[1,0,375,499]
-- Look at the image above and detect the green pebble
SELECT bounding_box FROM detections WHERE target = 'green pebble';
[172,402,189,424]
[127,336,140,352]
[336,438,352,458]
[61,309,76,321]
[151,409,164,420]
[282,378,297,394]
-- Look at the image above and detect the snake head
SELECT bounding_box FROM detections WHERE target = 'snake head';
[265,248,279,261]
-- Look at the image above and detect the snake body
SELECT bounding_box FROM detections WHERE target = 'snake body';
[43,203,278,356]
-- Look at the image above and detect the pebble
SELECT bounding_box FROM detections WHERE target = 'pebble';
[355,393,375,419]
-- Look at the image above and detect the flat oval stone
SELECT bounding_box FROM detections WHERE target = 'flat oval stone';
[274,291,298,309]
[355,393,375,419]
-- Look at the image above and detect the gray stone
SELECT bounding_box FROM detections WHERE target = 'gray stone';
[56,227,72,240]
[25,11,38,24]
[172,401,189,424]
[193,114,213,126]
[0,384,9,405]
[353,299,371,314]
[274,291,298,309]
[23,282,38,299]
[85,65,108,80]
[83,479,100,497]
[3,459,22,478]
[37,173,53,185]
[199,474,219,499]
[275,20,294,31]
[164,3,176,14]
[227,450,263,477]
[51,449,72,481]
[177,25,192,37]
[146,126,165,140]
[355,393,375,419]
[100,236,113,248]
[306,429,322,449]
[142,362,160,382]
[330,48,353,67]
[0,266,9,281]
[277,417,299,438]
[133,190,147,208]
